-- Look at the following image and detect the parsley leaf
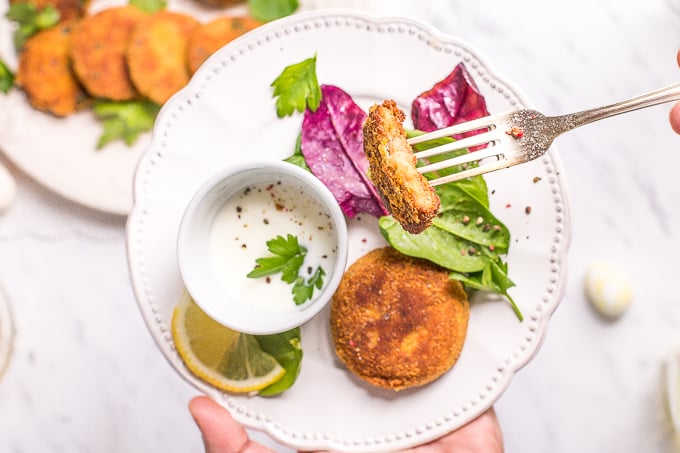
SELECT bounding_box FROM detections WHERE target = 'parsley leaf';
[292,266,325,305]
[248,234,306,279]
[271,55,321,118]
[283,133,312,171]
[248,234,325,305]
[248,0,299,22]
[93,100,160,150]
[0,59,14,94]
[129,0,167,13]
[6,2,60,50]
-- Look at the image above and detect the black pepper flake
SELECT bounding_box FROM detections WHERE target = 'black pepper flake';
[236,206,242,213]
[265,276,271,284]
[525,206,532,214]
[307,266,312,275]
[263,218,269,225]
[241,243,247,249]
[322,254,328,259]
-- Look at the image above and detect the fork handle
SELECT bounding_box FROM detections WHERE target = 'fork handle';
[558,81,680,130]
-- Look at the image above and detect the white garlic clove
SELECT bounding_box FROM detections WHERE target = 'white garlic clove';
[584,261,633,319]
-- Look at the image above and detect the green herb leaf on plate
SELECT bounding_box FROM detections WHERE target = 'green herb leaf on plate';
[247,234,307,280]
[292,266,325,305]
[249,234,326,305]
[450,259,521,321]
[271,55,321,118]
[129,0,167,14]
[283,133,312,171]
[256,328,302,396]
[6,3,60,50]
[0,59,14,94]
[378,179,522,320]
[93,100,161,150]
[248,0,299,22]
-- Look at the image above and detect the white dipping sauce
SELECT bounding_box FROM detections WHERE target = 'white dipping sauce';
[209,181,337,314]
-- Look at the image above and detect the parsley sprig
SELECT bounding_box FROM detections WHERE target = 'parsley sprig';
[270,55,321,118]
[93,100,161,150]
[0,59,14,94]
[248,234,326,305]
[5,2,60,50]
[248,0,299,22]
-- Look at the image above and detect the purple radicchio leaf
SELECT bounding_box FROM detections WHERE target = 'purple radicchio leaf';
[411,62,489,150]
[301,84,388,218]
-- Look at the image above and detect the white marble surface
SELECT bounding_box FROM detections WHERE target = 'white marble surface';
[1,0,680,451]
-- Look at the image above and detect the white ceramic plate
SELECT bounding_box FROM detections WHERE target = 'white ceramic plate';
[126,10,572,452]
[0,0,246,215]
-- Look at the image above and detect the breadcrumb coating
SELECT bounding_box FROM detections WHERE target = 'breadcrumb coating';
[330,247,469,391]
[363,100,440,234]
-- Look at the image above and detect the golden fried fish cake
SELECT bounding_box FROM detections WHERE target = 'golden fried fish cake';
[363,100,440,234]
[330,247,469,391]
[187,16,261,74]
[70,5,146,100]
[10,0,90,22]
[126,10,200,105]
[16,21,89,116]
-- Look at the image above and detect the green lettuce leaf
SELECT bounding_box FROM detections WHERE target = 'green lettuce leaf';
[256,328,303,396]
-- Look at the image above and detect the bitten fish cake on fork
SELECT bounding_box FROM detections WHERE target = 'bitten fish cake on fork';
[16,21,89,116]
[70,5,147,101]
[126,10,200,105]
[363,100,440,234]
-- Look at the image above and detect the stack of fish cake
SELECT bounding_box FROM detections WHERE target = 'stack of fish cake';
[13,0,261,116]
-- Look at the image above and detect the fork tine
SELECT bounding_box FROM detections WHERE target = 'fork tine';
[407,115,498,145]
[417,145,505,175]
[427,158,515,186]
[413,129,501,160]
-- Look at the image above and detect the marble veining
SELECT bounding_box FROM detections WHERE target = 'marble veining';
[1,0,680,452]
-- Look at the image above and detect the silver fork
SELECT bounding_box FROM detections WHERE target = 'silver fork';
[408,81,680,186]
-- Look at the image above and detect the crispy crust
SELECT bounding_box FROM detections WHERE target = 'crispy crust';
[330,247,469,391]
[186,16,261,74]
[126,10,199,105]
[16,22,89,116]
[70,6,146,100]
[363,100,440,234]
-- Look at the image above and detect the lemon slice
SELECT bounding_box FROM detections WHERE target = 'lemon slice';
[171,291,285,393]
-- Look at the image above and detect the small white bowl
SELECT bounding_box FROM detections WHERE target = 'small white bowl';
[177,161,348,335]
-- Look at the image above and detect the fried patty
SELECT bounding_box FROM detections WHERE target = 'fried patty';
[330,247,469,391]
[16,21,89,116]
[126,10,200,104]
[70,5,146,100]
[363,100,440,234]
[186,16,260,74]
